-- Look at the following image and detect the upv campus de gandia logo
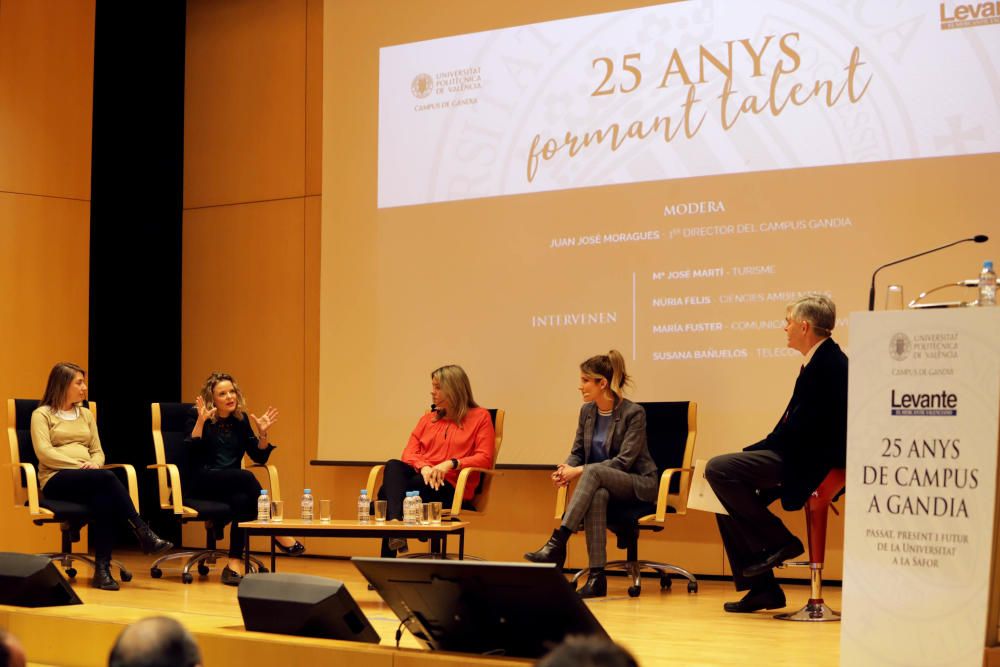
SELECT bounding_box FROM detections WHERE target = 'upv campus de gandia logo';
[411,73,433,99]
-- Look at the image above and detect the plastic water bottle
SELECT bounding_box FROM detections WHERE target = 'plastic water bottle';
[403,491,416,525]
[301,488,314,522]
[979,261,997,306]
[257,489,270,522]
[413,490,424,524]
[357,489,371,524]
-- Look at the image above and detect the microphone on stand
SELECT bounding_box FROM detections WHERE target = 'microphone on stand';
[868,235,989,311]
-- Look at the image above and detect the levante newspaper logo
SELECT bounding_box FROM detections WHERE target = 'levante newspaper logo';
[890,389,958,416]
[939,1,1000,29]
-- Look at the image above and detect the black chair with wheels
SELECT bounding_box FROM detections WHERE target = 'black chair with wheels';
[6,398,136,583]
[556,401,699,597]
[147,402,278,583]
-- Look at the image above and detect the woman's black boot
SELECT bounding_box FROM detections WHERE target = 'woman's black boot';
[577,570,607,598]
[524,527,570,570]
[92,557,120,591]
[129,518,173,555]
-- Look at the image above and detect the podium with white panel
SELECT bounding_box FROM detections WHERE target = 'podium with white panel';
[841,308,1000,667]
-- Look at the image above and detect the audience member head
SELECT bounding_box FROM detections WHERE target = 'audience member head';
[430,364,478,425]
[108,616,201,667]
[579,350,631,406]
[40,361,88,411]
[785,293,836,353]
[198,371,247,421]
[537,635,638,667]
[0,629,26,667]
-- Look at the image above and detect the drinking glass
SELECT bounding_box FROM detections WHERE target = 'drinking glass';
[319,499,331,523]
[374,500,388,523]
[429,501,443,525]
[270,500,284,523]
[885,284,904,310]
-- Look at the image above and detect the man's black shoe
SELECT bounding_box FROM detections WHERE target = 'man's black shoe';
[723,586,786,613]
[742,537,804,578]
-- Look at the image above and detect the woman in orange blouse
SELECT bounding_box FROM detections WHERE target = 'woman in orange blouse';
[378,365,495,556]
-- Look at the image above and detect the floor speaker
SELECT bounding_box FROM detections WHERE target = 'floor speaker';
[0,553,82,607]
[238,573,380,643]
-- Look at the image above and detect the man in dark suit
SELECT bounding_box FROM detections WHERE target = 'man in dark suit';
[706,293,848,613]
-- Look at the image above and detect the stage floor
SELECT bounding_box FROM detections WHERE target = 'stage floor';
[7,551,841,667]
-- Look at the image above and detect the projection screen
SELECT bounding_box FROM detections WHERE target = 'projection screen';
[319,0,1000,464]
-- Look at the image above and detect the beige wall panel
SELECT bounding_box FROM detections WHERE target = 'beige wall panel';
[0,0,95,200]
[182,199,306,549]
[184,0,307,209]
[0,194,90,553]
[305,0,323,196]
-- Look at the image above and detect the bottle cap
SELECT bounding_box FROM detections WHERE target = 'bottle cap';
[360,489,367,494]
[260,489,267,495]
[985,260,994,270]
[304,489,312,494]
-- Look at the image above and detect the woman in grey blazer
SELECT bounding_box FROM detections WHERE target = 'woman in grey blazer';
[525,350,658,598]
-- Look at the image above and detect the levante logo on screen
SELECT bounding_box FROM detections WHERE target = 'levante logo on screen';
[939,2,1000,29]
[890,390,958,416]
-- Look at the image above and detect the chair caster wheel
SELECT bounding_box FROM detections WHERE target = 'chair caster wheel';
[119,568,133,582]
[65,567,77,579]
[257,566,269,574]
[181,573,193,584]
[687,581,698,593]
[660,575,672,590]
[627,585,641,598]
[150,567,162,578]
[197,563,210,576]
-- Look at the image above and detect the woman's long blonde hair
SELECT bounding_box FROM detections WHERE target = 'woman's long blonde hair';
[431,365,478,426]
[198,371,248,422]
[580,350,631,405]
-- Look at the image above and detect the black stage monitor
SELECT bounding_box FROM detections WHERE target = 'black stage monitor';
[238,572,380,643]
[0,552,82,607]
[352,557,609,658]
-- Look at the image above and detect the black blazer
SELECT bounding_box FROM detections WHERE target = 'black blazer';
[565,399,658,499]
[745,337,848,511]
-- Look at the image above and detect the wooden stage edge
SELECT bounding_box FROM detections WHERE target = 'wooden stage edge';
[0,550,858,667]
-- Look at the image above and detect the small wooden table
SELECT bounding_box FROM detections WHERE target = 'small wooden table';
[239,518,469,572]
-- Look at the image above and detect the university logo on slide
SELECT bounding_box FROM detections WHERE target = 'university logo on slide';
[411,73,433,99]
[939,1,1000,29]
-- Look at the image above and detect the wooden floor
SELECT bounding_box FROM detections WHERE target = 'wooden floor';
[6,552,842,667]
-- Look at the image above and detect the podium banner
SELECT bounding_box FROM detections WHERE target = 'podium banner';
[842,309,1000,667]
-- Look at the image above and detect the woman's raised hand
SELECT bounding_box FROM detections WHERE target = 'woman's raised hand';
[250,406,279,438]
[195,395,217,423]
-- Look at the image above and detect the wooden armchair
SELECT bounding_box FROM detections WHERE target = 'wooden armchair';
[364,409,505,555]
[555,401,699,596]
[6,398,137,582]
[148,402,280,582]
